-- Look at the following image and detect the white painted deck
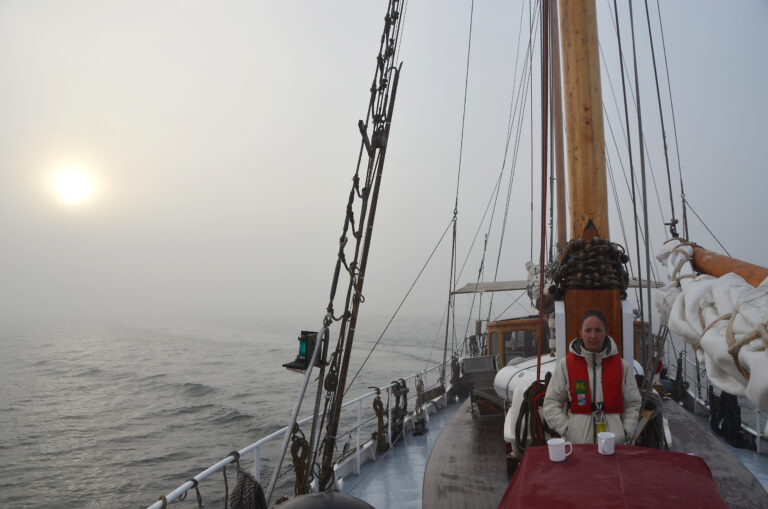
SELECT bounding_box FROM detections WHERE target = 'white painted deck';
[341,398,462,508]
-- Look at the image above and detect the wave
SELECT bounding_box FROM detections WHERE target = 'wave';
[174,382,218,397]
[73,367,105,377]
[120,450,194,468]
[141,403,217,420]
[138,373,167,382]
[210,408,255,425]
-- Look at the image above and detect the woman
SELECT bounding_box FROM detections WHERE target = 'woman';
[542,310,641,445]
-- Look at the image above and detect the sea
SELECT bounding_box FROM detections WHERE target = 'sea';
[0,315,446,509]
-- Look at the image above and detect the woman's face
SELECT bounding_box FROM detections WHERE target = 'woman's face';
[581,316,607,352]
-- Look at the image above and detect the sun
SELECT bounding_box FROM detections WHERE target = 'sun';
[50,166,96,206]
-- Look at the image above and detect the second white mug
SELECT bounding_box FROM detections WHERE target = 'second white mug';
[597,431,615,455]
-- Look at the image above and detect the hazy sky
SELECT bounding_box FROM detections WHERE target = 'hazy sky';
[0,0,766,335]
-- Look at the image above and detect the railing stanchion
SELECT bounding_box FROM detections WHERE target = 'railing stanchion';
[253,447,260,483]
[387,386,392,449]
[356,399,362,474]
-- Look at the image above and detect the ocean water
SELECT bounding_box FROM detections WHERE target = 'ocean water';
[0,316,444,509]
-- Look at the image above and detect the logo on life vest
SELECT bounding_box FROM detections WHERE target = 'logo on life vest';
[575,380,588,407]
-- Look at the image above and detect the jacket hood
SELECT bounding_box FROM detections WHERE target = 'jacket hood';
[569,336,619,361]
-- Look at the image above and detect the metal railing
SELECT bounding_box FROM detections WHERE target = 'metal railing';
[146,362,444,509]
[665,335,765,454]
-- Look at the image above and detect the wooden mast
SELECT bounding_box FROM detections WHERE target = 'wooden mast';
[550,0,567,256]
[558,0,621,347]
[559,0,609,240]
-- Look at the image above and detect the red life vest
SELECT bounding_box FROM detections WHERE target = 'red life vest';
[566,351,624,414]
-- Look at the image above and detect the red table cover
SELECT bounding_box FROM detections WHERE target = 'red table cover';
[498,444,729,508]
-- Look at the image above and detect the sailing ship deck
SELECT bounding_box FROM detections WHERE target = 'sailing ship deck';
[343,398,463,508]
[416,398,768,509]
[422,399,509,508]
[663,400,768,509]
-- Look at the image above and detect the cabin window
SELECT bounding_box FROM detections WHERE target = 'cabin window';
[489,332,499,356]
[504,329,536,360]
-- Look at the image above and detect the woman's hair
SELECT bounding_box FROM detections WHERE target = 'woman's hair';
[580,309,607,328]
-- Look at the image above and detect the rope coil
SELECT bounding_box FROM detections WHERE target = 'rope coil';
[290,424,310,496]
[370,387,387,453]
[515,372,553,454]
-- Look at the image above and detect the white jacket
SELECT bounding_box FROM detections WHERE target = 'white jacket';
[542,336,641,444]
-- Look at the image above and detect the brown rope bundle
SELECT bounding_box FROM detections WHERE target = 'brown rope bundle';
[290,424,309,496]
[514,372,554,454]
[549,238,630,299]
[225,451,267,509]
[370,388,387,453]
[391,379,408,440]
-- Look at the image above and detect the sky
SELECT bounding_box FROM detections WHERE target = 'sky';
[0,0,766,337]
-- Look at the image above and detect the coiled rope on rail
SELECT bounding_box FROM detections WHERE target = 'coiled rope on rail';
[391,379,408,441]
[290,425,310,496]
[370,387,387,453]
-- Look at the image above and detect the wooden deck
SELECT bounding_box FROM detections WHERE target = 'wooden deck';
[663,400,768,509]
[422,398,768,509]
[422,399,510,508]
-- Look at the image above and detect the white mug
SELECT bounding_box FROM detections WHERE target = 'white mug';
[597,431,615,455]
[547,438,573,462]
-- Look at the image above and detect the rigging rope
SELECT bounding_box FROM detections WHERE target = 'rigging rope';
[599,39,658,257]
[345,215,454,394]
[493,292,528,322]
[604,0,669,233]
[655,0,689,239]
[612,0,646,335]
[605,148,639,302]
[683,198,732,257]
[458,0,528,328]
[442,0,476,385]
[457,0,540,348]
[315,0,407,491]
[530,0,535,263]
[487,2,541,322]
[629,0,656,362]
[642,0,677,239]
[537,0,549,384]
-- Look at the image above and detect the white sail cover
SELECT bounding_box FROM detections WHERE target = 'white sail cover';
[656,239,768,412]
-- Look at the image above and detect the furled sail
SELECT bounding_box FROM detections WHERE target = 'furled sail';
[656,239,768,413]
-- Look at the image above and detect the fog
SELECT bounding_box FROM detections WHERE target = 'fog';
[0,0,766,339]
